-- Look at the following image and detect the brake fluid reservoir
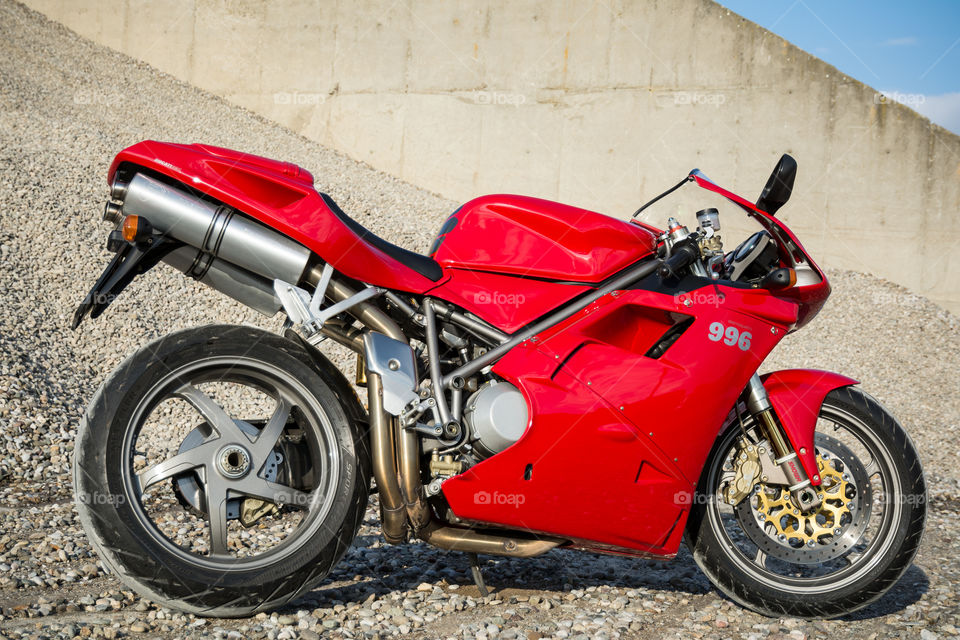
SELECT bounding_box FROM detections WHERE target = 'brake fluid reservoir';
[696,207,721,232]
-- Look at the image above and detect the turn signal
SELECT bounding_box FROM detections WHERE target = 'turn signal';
[121,215,153,243]
[761,267,797,290]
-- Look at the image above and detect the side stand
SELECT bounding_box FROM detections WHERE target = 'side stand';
[468,552,489,597]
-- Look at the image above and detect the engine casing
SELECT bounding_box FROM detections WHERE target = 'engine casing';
[463,381,528,457]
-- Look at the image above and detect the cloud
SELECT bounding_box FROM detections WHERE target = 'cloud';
[880,36,917,47]
[912,92,960,135]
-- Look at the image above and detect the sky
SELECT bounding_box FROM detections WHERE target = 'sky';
[716,0,960,135]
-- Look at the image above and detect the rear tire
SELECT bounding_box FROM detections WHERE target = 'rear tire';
[74,325,371,617]
[686,386,926,618]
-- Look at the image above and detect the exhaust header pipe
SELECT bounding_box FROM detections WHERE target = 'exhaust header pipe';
[117,173,312,315]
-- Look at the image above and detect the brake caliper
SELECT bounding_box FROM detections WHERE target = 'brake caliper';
[723,438,762,505]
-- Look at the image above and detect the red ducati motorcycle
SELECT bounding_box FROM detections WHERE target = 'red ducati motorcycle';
[73,143,925,618]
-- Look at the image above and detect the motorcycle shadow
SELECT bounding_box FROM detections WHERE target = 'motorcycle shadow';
[298,536,927,621]
[839,564,929,620]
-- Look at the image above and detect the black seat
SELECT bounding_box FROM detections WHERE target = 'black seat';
[320,193,444,282]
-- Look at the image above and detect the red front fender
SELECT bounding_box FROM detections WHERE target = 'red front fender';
[760,369,858,486]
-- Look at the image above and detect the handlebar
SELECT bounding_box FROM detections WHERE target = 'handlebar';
[658,239,700,279]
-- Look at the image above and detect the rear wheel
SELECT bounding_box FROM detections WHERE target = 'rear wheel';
[686,386,926,618]
[74,325,370,617]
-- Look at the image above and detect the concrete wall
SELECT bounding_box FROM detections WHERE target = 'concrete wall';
[23,0,960,313]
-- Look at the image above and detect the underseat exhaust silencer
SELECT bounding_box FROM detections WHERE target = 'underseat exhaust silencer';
[162,247,283,316]
[118,173,311,315]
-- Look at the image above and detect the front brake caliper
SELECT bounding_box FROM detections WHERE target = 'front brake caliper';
[723,438,762,505]
[724,437,793,506]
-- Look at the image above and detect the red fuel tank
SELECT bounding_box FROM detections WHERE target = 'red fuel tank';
[429,195,658,283]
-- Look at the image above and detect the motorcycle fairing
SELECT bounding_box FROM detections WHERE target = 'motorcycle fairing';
[690,173,831,328]
[441,282,794,556]
[441,343,692,555]
[423,268,592,334]
[761,369,859,483]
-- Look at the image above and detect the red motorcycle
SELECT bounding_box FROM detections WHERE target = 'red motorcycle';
[73,142,925,618]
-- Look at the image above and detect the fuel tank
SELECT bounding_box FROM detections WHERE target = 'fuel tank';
[424,195,660,332]
[429,195,659,283]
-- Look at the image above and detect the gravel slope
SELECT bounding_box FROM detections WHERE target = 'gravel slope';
[1,1,958,638]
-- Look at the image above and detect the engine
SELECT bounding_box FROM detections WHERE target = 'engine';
[463,381,528,458]
[421,378,529,497]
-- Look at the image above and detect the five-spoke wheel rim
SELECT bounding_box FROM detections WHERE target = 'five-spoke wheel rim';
[706,404,901,593]
[120,356,342,571]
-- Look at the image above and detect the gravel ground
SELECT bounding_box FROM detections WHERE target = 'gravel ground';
[1,1,959,638]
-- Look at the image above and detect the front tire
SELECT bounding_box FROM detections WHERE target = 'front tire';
[74,325,371,617]
[686,386,926,618]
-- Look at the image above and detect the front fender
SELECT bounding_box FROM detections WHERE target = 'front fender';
[761,369,858,486]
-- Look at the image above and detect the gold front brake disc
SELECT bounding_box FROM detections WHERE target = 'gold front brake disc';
[755,454,852,546]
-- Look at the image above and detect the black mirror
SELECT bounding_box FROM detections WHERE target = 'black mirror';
[756,154,797,216]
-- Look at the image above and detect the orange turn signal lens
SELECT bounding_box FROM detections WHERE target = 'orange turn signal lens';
[121,215,153,243]
[121,215,140,242]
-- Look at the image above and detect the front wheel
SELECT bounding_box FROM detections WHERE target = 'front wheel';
[686,386,926,618]
[74,325,370,617]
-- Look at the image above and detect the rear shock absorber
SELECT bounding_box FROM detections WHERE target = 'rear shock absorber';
[744,374,822,511]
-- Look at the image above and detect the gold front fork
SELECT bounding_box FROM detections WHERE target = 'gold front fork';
[745,374,822,511]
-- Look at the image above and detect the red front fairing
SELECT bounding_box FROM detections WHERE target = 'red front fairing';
[437,175,834,556]
[691,174,831,328]
[441,284,799,557]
